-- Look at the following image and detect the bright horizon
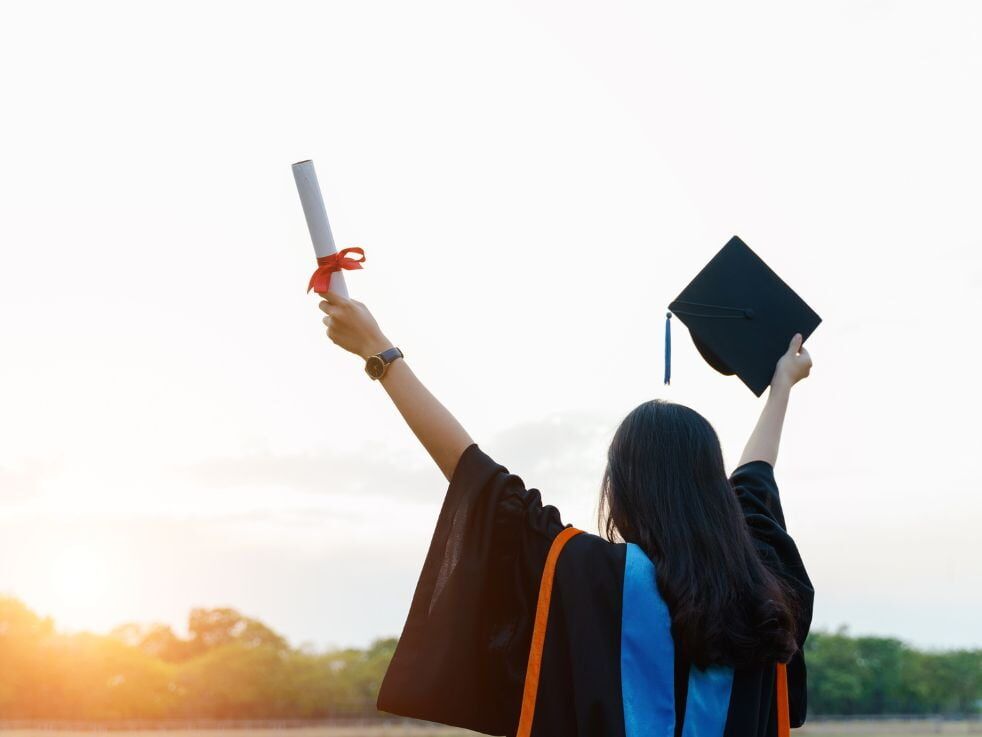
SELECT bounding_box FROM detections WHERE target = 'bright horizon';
[1,0,980,652]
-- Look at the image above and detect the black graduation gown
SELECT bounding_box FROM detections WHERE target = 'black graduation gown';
[377,443,814,737]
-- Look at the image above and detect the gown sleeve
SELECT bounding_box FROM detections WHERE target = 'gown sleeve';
[377,443,567,736]
[729,461,815,728]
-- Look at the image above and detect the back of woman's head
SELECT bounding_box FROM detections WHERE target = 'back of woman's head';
[599,400,798,669]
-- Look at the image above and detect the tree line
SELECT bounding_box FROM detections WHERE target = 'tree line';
[0,596,977,720]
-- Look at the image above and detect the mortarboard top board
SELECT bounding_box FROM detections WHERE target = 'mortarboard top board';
[666,236,821,396]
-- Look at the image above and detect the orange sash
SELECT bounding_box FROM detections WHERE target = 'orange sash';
[776,662,790,737]
[515,527,582,737]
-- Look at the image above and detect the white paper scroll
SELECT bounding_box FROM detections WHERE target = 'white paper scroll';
[292,159,349,297]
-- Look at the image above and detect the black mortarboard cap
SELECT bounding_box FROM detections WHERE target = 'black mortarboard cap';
[665,236,821,396]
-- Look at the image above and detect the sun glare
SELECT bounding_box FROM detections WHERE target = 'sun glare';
[48,545,113,623]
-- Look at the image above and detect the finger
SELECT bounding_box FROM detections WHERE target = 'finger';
[318,290,351,306]
[798,345,811,364]
[788,333,803,354]
[319,301,339,317]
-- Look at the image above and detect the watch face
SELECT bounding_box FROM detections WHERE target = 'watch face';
[366,356,384,379]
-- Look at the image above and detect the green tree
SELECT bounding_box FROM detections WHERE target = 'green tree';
[111,622,193,662]
[187,607,287,654]
[3,598,979,720]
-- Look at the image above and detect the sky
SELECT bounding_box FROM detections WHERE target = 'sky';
[1,0,980,651]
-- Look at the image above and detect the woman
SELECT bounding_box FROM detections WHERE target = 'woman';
[317,290,814,737]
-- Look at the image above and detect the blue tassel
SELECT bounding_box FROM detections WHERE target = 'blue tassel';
[664,312,672,385]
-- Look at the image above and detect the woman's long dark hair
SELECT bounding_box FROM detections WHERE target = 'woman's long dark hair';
[599,400,798,669]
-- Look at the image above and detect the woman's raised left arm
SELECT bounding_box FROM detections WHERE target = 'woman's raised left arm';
[317,291,474,482]
[737,333,813,468]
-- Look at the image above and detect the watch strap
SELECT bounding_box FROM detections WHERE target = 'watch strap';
[377,346,404,365]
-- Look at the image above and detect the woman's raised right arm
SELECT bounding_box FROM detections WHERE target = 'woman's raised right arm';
[317,290,474,483]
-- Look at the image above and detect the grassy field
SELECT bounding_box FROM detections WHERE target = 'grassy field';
[1,723,979,737]
[797,720,980,735]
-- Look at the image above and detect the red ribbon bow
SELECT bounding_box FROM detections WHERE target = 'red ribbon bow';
[307,247,366,293]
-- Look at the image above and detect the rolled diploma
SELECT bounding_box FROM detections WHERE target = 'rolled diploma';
[292,159,349,297]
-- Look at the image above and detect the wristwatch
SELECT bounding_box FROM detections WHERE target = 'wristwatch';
[365,346,404,380]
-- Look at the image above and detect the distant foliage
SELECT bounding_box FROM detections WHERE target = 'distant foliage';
[0,596,393,719]
[805,628,980,716]
[0,597,977,720]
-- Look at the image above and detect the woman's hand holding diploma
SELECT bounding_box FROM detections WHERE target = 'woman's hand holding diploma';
[318,291,474,483]
[318,291,392,359]
[738,334,813,468]
[294,161,472,481]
